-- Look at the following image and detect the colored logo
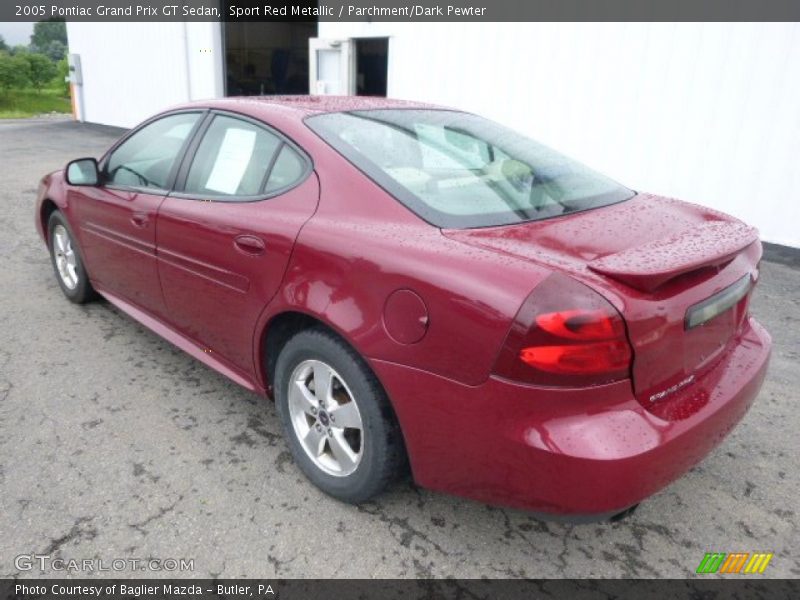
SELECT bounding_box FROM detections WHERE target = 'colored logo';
[696,552,773,574]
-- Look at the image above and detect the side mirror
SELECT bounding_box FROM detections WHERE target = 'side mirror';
[65,158,99,186]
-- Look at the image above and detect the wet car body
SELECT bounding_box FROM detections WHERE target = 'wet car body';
[35,96,770,519]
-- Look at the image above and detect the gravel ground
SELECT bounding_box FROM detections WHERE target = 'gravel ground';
[0,119,797,579]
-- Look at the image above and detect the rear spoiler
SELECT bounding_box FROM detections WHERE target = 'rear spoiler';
[587,221,758,292]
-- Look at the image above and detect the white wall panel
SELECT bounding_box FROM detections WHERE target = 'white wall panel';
[67,22,799,246]
[66,22,223,129]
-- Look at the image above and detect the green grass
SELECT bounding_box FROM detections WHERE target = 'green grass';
[0,88,71,118]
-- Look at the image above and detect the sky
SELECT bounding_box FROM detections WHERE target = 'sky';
[0,21,35,46]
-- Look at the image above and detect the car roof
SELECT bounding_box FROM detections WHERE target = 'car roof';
[177,95,446,118]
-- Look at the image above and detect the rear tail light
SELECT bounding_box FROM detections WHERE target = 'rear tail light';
[493,273,633,387]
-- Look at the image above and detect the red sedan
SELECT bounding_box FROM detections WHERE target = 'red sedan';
[35,97,770,520]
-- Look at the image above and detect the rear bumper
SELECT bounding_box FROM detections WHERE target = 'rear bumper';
[372,317,771,519]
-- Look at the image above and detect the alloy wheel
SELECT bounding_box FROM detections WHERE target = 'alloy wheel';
[287,359,364,477]
[52,224,79,290]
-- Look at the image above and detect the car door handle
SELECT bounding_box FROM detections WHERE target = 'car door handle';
[130,212,149,228]
[234,235,266,255]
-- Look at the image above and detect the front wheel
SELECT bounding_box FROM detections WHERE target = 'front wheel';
[47,211,96,304]
[275,328,407,503]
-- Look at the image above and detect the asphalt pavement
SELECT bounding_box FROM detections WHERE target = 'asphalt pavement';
[1,118,797,578]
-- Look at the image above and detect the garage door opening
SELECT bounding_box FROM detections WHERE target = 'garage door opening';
[224,21,318,96]
[355,38,388,96]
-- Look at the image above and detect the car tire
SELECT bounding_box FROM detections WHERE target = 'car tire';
[275,327,407,503]
[47,211,96,304]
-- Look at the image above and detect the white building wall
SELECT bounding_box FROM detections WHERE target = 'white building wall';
[322,22,800,247]
[66,22,799,246]
[66,22,223,129]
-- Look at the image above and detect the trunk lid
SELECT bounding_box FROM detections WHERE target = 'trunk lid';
[443,193,761,411]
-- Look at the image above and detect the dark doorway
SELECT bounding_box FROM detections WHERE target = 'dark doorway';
[224,21,317,96]
[355,38,388,97]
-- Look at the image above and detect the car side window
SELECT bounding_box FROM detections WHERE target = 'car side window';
[105,112,201,190]
[265,145,306,193]
[183,115,282,198]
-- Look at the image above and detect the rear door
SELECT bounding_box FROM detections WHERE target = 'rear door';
[156,111,319,376]
[74,111,204,317]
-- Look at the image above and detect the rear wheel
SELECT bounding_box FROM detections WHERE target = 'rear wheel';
[275,328,407,503]
[47,211,95,304]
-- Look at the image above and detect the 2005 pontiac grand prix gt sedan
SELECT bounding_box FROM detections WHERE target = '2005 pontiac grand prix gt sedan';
[35,96,771,521]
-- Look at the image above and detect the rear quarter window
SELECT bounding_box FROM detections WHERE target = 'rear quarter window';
[265,146,306,193]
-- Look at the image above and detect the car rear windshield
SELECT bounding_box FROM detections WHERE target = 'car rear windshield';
[306,109,634,228]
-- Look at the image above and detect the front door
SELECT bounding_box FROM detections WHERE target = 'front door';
[309,38,354,95]
[74,111,204,317]
[156,112,318,376]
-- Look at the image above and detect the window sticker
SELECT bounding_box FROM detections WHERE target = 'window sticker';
[204,127,257,194]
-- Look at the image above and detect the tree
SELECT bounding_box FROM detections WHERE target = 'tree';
[0,35,8,53]
[30,20,67,50]
[0,53,32,91]
[56,57,70,96]
[22,53,57,91]
[44,40,67,62]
